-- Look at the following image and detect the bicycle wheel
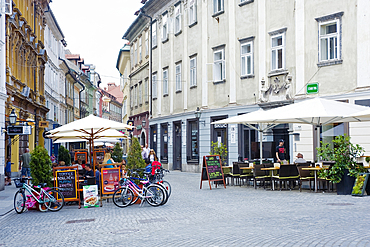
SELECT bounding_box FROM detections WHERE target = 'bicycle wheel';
[161,180,172,197]
[113,187,134,208]
[14,189,25,214]
[145,184,165,207]
[156,183,169,205]
[38,203,48,212]
[43,189,64,212]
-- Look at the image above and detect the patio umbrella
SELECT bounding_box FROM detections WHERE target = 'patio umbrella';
[47,115,133,168]
[213,97,370,163]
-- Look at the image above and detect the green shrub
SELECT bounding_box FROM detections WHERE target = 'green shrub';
[58,145,71,166]
[210,141,228,166]
[30,146,53,187]
[126,137,145,181]
[111,142,123,163]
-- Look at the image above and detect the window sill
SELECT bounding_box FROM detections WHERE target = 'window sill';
[163,94,169,97]
[153,97,157,101]
[268,69,289,77]
[175,30,182,36]
[317,59,343,67]
[240,74,255,80]
[239,0,254,7]
[213,79,226,84]
[190,85,197,89]
[189,21,197,28]
[162,38,169,44]
[152,45,157,50]
[212,10,224,18]
[187,159,199,164]
[176,90,182,94]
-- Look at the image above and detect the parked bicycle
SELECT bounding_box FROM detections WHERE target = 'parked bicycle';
[151,167,171,197]
[112,170,167,208]
[14,178,64,214]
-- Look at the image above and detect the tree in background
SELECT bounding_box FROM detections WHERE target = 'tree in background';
[111,142,123,163]
[58,145,71,166]
[30,146,53,186]
[127,137,145,180]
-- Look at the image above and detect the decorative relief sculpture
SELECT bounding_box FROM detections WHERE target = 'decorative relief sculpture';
[259,73,293,102]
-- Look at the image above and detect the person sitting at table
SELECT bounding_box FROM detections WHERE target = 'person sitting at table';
[102,153,115,168]
[85,164,94,178]
[294,153,307,164]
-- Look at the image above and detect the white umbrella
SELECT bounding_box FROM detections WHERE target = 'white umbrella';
[48,129,127,139]
[213,97,370,163]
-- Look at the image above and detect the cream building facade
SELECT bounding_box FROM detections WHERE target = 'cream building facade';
[135,0,370,171]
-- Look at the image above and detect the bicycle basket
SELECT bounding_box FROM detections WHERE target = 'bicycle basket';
[14,179,23,188]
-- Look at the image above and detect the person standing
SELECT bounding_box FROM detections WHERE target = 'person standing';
[141,145,148,159]
[5,157,11,185]
[275,139,286,163]
[144,143,150,159]
[21,148,31,178]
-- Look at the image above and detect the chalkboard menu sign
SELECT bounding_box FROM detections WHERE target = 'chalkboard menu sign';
[56,170,78,200]
[101,168,120,194]
[200,155,226,190]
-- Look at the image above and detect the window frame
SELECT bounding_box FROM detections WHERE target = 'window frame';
[145,31,149,56]
[240,40,254,77]
[189,0,197,26]
[163,68,169,96]
[175,63,182,92]
[162,12,168,42]
[187,119,199,163]
[152,21,157,48]
[213,0,224,15]
[175,4,182,35]
[144,77,149,103]
[152,73,157,99]
[138,81,142,106]
[213,46,226,83]
[318,19,340,62]
[190,56,197,87]
[138,37,142,63]
[270,33,285,71]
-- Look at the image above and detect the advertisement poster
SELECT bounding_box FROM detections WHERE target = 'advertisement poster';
[101,168,120,194]
[83,185,99,208]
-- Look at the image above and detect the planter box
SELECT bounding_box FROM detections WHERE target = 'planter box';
[337,169,356,195]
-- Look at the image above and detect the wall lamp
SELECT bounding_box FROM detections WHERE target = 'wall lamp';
[195,107,206,126]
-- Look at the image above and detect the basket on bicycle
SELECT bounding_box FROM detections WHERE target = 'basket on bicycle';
[14,179,23,188]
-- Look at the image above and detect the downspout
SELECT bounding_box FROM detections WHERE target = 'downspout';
[140,10,153,118]
[76,76,85,119]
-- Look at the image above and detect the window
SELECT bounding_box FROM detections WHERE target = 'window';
[175,4,181,34]
[190,56,197,87]
[139,37,142,62]
[176,63,182,92]
[160,124,168,163]
[187,120,199,162]
[162,13,168,42]
[134,42,137,65]
[152,73,157,99]
[213,0,224,14]
[189,0,197,25]
[213,47,225,82]
[241,41,253,76]
[271,33,285,71]
[145,31,149,56]
[123,99,127,116]
[152,22,157,48]
[319,21,339,62]
[163,69,168,96]
[134,85,137,107]
[138,82,142,105]
[144,77,149,103]
[130,46,134,68]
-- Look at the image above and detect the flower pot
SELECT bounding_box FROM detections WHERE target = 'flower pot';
[336,169,356,195]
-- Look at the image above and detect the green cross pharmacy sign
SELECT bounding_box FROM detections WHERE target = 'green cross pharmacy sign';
[306,82,319,94]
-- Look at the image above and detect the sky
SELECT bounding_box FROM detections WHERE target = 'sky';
[51,0,143,88]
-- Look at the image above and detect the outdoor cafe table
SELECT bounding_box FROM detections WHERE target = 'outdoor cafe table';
[261,167,280,190]
[302,166,328,193]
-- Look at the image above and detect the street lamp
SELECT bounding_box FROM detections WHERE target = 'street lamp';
[9,109,17,125]
[142,119,146,127]
[194,107,205,126]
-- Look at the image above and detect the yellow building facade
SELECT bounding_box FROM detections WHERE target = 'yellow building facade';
[5,0,49,172]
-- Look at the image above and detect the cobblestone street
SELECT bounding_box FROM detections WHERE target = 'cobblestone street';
[1,171,370,246]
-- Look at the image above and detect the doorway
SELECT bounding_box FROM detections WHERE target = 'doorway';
[211,116,228,166]
[173,121,182,170]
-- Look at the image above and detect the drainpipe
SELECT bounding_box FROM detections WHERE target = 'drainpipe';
[76,75,85,119]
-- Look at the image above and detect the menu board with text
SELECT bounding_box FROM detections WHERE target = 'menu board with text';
[55,170,78,200]
[200,155,226,190]
[101,168,120,194]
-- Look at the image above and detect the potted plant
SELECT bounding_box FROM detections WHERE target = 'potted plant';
[317,134,366,195]
[210,141,228,166]
[58,145,71,166]
[126,137,146,181]
[30,146,53,187]
[111,142,123,163]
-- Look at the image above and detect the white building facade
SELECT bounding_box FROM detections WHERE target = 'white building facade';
[135,0,370,172]
[44,8,66,156]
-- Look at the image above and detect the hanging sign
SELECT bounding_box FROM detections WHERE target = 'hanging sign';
[306,82,319,94]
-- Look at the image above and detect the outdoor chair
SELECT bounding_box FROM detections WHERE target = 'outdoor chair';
[238,163,253,186]
[318,161,335,191]
[272,165,300,190]
[297,165,314,192]
[253,164,270,189]
[231,162,241,186]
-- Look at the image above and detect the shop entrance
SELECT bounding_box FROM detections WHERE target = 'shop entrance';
[173,121,182,170]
